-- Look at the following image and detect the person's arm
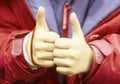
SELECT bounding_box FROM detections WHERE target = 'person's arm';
[68,8,120,84]
[0,4,49,83]
[0,27,49,82]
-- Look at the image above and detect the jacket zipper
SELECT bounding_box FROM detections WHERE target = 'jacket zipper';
[62,3,70,38]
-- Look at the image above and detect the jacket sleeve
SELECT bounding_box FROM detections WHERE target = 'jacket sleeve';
[0,2,47,83]
[67,8,120,84]
[82,8,120,84]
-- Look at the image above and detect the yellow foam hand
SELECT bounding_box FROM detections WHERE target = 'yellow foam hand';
[28,7,60,68]
[53,13,93,75]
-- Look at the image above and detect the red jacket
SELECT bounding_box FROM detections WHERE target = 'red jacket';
[0,0,120,84]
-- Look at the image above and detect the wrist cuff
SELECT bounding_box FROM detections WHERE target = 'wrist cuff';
[23,32,36,67]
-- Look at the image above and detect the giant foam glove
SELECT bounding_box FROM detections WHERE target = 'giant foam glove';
[27,7,60,68]
[53,13,93,76]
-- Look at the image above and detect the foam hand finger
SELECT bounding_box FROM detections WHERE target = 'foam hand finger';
[55,38,71,49]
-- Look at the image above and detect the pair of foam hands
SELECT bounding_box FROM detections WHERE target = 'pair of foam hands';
[27,7,93,76]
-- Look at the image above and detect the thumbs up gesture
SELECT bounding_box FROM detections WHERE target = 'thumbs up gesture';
[53,13,93,75]
[29,7,60,68]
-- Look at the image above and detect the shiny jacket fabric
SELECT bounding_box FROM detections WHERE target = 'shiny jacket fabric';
[0,0,120,84]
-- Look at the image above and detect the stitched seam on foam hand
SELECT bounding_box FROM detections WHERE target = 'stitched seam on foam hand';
[30,28,39,66]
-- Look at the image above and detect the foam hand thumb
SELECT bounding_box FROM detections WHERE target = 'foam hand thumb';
[36,7,49,31]
[70,12,84,40]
